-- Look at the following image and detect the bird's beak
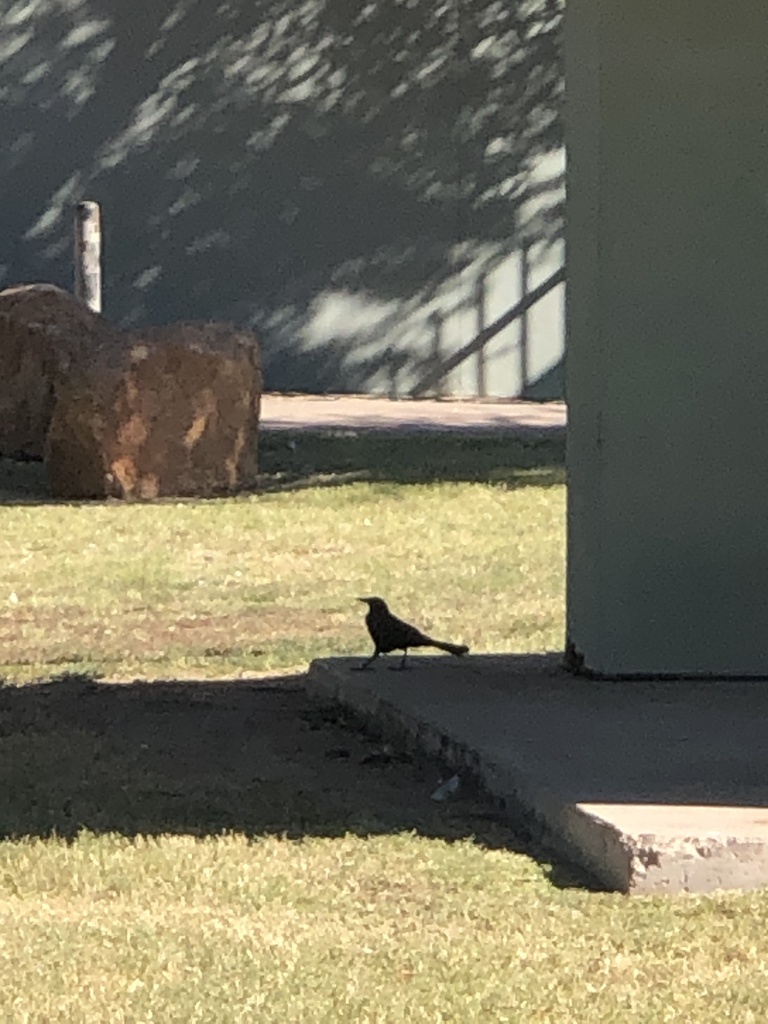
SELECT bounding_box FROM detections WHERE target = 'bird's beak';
[357,597,369,603]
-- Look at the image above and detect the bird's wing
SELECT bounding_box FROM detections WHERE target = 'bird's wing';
[390,614,431,647]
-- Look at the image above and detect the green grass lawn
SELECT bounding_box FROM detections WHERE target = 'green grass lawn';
[0,432,566,682]
[2,430,768,1022]
[2,834,768,1023]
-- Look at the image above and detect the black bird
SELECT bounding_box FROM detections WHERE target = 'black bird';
[357,596,469,670]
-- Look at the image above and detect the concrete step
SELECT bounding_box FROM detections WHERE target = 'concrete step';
[307,653,768,894]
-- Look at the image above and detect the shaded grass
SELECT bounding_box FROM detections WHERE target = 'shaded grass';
[0,677,530,850]
[0,433,565,682]
[259,428,565,487]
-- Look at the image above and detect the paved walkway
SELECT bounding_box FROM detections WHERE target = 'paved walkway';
[260,393,566,433]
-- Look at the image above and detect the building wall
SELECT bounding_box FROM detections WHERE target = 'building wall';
[0,0,565,397]
[567,0,768,674]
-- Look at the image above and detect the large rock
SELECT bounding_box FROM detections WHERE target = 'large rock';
[0,284,262,499]
[0,283,118,459]
[47,322,262,500]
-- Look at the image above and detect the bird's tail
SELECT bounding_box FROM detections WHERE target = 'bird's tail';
[430,639,469,657]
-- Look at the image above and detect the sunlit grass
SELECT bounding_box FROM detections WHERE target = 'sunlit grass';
[1,833,768,1023]
[0,437,565,681]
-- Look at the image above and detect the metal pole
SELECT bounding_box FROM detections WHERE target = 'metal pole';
[74,201,102,313]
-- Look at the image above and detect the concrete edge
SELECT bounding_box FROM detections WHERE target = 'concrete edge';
[613,832,768,896]
[306,658,635,892]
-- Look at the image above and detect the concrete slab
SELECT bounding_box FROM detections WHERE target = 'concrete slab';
[307,653,768,894]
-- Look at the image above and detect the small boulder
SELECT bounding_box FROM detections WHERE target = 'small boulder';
[0,283,118,459]
[0,313,55,460]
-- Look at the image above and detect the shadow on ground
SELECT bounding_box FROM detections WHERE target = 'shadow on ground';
[258,429,565,489]
[0,672,594,889]
[0,431,565,505]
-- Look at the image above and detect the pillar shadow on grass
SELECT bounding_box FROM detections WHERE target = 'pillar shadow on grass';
[0,671,598,891]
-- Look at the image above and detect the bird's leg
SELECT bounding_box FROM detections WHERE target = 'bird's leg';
[356,648,380,672]
[389,649,409,671]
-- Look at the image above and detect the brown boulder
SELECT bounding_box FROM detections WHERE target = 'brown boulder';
[47,322,262,500]
[0,283,118,459]
[0,284,262,499]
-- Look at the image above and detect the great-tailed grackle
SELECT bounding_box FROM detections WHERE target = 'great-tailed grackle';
[357,596,469,670]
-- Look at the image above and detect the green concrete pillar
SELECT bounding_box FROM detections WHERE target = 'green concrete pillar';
[566,2,768,675]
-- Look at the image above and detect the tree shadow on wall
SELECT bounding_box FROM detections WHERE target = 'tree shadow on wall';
[0,0,564,392]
